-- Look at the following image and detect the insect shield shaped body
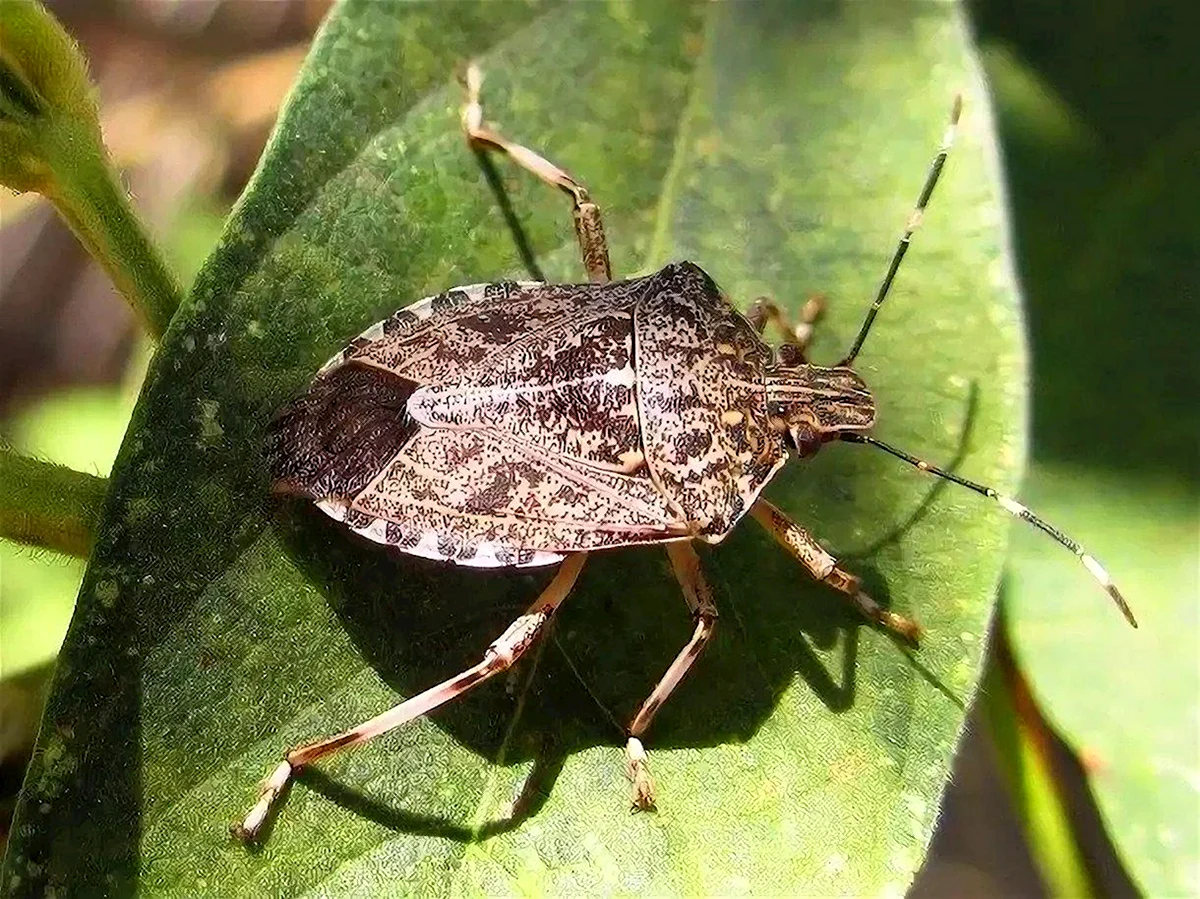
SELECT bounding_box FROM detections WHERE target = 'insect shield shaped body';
[234,67,1133,844]
[269,262,826,560]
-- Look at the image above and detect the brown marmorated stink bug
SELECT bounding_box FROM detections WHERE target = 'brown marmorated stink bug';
[234,64,1136,842]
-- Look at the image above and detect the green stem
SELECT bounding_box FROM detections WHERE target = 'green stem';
[39,118,181,337]
[0,445,108,558]
[983,617,1095,898]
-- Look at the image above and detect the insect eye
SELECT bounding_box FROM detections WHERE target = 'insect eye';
[788,424,822,458]
[776,344,805,367]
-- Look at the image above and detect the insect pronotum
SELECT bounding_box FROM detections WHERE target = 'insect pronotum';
[234,64,1134,843]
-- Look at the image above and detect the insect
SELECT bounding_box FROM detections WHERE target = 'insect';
[234,64,1135,842]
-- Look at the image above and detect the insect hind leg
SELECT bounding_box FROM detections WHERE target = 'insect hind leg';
[233,553,588,843]
[461,61,611,284]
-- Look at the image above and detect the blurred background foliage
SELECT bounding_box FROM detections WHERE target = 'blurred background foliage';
[972,1,1197,895]
[0,0,1193,894]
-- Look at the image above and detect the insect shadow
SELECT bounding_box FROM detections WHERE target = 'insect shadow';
[276,498,908,838]
[265,376,979,837]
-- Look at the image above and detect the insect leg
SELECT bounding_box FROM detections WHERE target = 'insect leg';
[461,61,611,283]
[749,499,922,642]
[233,553,588,843]
[624,541,719,810]
[747,294,824,359]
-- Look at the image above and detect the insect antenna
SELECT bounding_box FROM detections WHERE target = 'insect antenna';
[842,432,1137,628]
[839,95,963,367]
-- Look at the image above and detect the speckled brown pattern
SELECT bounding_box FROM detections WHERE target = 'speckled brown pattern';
[635,263,788,538]
[269,262,822,568]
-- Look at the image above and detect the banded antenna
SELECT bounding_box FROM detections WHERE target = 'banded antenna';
[839,95,963,367]
[842,432,1137,628]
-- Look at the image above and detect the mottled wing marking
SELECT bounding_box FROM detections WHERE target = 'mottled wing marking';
[318,497,565,569]
[342,278,649,386]
[409,307,641,470]
[278,267,776,565]
[348,426,687,564]
[266,362,420,501]
[317,281,515,375]
[634,262,788,538]
[290,277,667,568]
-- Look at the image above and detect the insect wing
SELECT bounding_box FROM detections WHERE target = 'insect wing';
[408,285,645,473]
[344,426,687,566]
[341,278,644,386]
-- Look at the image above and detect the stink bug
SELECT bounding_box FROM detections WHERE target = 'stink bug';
[235,64,1135,842]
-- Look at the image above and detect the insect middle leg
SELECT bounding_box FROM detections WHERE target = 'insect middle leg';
[624,541,719,810]
[747,294,825,360]
[461,62,611,283]
[749,499,921,642]
[234,552,589,843]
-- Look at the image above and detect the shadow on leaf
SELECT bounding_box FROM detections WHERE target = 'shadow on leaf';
[266,495,942,836]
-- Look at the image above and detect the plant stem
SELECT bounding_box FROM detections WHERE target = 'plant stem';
[0,446,108,558]
[983,617,1095,898]
[39,118,181,338]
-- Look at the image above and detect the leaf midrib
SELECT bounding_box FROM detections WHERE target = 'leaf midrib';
[446,3,714,889]
[220,4,715,893]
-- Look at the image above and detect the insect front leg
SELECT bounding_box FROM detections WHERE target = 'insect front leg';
[748,294,825,351]
[749,499,921,642]
[624,541,719,811]
[461,61,611,283]
[233,553,588,843]
[747,294,825,360]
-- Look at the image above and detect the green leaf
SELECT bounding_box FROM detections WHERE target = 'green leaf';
[1005,474,1197,896]
[982,622,1094,897]
[981,36,1198,897]
[3,2,1023,894]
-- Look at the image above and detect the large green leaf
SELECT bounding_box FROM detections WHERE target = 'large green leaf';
[978,26,1199,896]
[1006,471,1197,896]
[3,2,1022,894]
